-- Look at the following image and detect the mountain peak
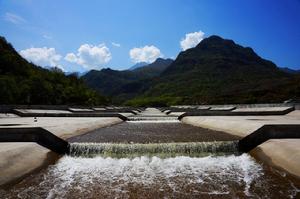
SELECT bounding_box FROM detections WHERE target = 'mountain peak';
[195,35,236,49]
[129,62,148,70]
[163,35,278,76]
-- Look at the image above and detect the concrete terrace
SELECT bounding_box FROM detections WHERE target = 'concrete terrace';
[0,104,300,187]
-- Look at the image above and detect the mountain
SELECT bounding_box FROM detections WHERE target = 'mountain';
[125,35,300,106]
[0,36,108,105]
[129,62,148,70]
[133,58,173,76]
[279,67,300,74]
[82,58,173,103]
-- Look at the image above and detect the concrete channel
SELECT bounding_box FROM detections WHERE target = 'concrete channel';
[0,105,300,197]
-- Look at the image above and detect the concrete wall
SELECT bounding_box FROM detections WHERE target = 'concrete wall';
[181,110,300,179]
[0,117,123,187]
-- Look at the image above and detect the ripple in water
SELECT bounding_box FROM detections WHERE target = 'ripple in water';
[1,154,300,199]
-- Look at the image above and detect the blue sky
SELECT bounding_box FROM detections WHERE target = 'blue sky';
[1,0,300,72]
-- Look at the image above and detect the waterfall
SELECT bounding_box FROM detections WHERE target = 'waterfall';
[127,116,179,121]
[68,141,239,158]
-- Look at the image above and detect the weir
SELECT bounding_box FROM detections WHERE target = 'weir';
[1,107,300,198]
[1,123,300,156]
[69,141,239,157]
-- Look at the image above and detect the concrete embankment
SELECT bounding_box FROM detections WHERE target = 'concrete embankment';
[0,117,123,187]
[181,110,300,179]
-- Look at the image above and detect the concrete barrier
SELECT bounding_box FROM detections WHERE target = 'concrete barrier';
[178,106,294,119]
[0,128,69,154]
[238,125,300,153]
[11,109,128,121]
[165,103,299,115]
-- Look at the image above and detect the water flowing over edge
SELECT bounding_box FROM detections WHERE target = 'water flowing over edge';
[69,141,239,158]
[3,154,299,198]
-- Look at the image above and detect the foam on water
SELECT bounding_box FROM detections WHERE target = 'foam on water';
[2,154,299,198]
[127,116,179,121]
[69,141,239,157]
[127,120,180,123]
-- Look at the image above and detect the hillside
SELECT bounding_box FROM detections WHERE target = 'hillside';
[0,36,108,105]
[279,67,300,74]
[4,34,298,106]
[126,36,300,106]
[82,58,173,103]
[128,62,148,70]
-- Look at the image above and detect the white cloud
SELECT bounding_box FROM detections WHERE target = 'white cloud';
[112,42,121,47]
[180,31,205,50]
[20,47,62,68]
[64,44,112,69]
[129,45,163,63]
[65,53,77,63]
[4,12,26,24]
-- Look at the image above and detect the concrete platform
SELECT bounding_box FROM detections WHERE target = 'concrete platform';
[0,117,123,186]
[209,106,236,111]
[92,107,107,111]
[181,110,300,178]
[14,109,72,114]
[0,113,19,118]
[233,106,293,113]
[197,106,211,110]
[11,109,128,120]
[68,108,94,112]
[168,112,185,117]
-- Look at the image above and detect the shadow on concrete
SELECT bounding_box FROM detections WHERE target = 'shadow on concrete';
[238,125,300,153]
[0,127,69,154]
[1,124,300,155]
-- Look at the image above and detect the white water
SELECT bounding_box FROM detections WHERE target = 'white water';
[2,154,299,198]
[69,141,239,157]
[127,120,180,123]
[22,154,261,198]
[127,116,179,121]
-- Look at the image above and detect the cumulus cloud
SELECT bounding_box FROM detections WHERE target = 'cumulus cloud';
[180,31,205,50]
[64,44,112,69]
[129,45,163,63]
[112,42,121,47]
[20,47,62,68]
[4,12,26,24]
[65,53,77,63]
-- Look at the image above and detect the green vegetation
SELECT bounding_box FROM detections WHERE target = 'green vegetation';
[83,58,173,104]
[142,36,300,105]
[85,35,300,106]
[0,36,108,105]
[2,35,300,106]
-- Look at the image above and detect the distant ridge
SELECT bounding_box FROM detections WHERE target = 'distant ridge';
[82,58,173,103]
[129,62,148,70]
[84,35,300,106]
[279,67,300,74]
[126,35,300,106]
[3,33,299,106]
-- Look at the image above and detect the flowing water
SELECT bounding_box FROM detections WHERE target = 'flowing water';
[68,141,239,158]
[1,154,299,198]
[1,108,300,198]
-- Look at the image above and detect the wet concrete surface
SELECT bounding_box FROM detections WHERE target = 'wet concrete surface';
[68,121,239,143]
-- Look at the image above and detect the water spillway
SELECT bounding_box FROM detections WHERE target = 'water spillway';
[1,108,300,198]
[68,116,238,143]
[68,141,239,157]
[2,154,299,198]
